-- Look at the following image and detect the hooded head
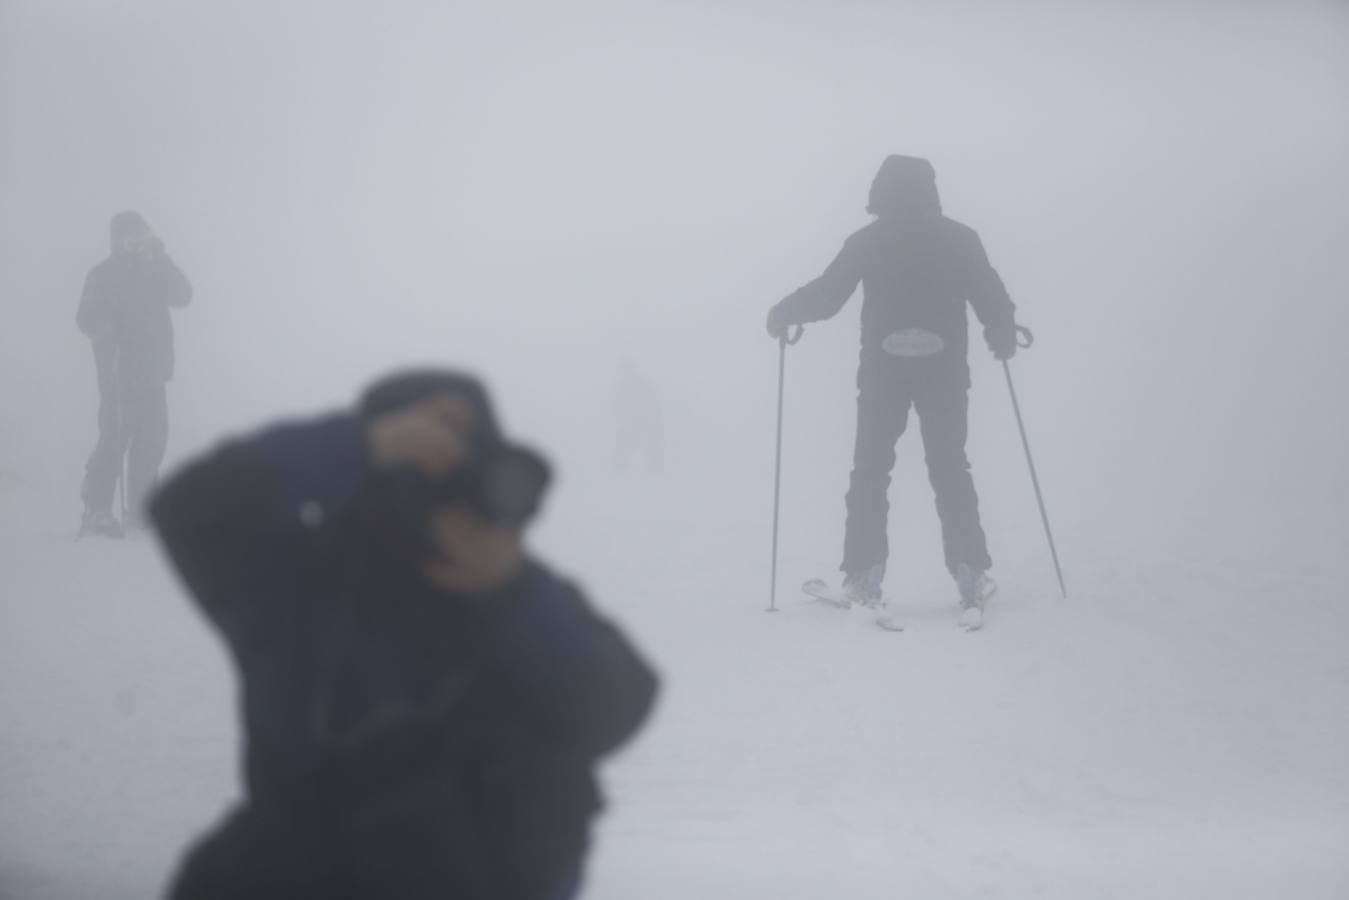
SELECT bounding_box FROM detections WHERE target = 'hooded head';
[110,210,151,255]
[361,369,505,458]
[358,369,551,537]
[866,155,941,221]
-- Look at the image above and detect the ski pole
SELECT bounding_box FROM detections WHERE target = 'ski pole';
[120,443,129,524]
[1002,326,1067,599]
[769,324,804,612]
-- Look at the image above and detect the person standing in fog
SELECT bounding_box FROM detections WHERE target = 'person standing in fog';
[766,155,1019,628]
[151,369,658,900]
[613,355,664,474]
[77,210,192,537]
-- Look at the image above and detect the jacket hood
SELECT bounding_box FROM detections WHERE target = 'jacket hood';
[110,210,149,255]
[357,368,552,530]
[866,155,941,220]
[360,368,505,452]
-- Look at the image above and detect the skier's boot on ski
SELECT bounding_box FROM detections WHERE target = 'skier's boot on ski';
[844,563,885,608]
[802,563,885,610]
[80,506,124,539]
[955,562,996,631]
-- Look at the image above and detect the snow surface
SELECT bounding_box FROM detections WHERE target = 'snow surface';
[3,462,1346,899]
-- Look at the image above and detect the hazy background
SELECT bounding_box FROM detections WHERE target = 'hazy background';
[2,0,1346,572]
[2,1,1347,897]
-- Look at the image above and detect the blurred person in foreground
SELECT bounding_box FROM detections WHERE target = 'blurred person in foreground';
[766,155,1019,629]
[77,210,193,537]
[150,369,659,900]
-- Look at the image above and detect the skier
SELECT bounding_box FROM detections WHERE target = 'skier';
[766,155,1019,628]
[76,211,192,537]
[613,355,664,473]
[151,369,659,900]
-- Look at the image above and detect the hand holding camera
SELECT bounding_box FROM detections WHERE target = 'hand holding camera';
[367,393,471,477]
[363,389,549,595]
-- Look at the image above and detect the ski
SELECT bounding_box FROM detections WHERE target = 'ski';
[801,578,851,609]
[802,575,999,632]
[802,579,903,631]
[874,612,905,632]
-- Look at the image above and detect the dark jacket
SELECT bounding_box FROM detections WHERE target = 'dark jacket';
[150,415,658,900]
[774,156,1015,386]
[77,215,192,386]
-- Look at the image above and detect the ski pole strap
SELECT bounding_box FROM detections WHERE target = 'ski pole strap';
[1015,325,1035,349]
[783,324,804,346]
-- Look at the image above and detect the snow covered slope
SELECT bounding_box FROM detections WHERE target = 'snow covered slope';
[2,469,1346,900]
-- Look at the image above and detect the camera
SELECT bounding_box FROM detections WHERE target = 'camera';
[431,444,551,527]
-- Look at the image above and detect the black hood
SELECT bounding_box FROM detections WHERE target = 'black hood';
[866,155,941,220]
[354,369,552,552]
[109,210,149,255]
[359,368,505,455]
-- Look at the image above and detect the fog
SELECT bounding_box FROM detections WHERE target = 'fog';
[2,1,1347,897]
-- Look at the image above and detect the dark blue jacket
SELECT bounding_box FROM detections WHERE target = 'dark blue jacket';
[151,415,658,900]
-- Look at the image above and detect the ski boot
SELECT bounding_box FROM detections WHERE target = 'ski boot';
[80,507,124,539]
[802,563,885,610]
[955,562,996,631]
[843,563,886,609]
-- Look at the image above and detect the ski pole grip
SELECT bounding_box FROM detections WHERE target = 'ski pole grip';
[1015,325,1035,349]
[783,324,804,346]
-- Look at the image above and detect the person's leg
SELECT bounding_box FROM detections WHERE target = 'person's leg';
[841,368,912,580]
[914,379,991,576]
[124,379,169,524]
[82,388,128,516]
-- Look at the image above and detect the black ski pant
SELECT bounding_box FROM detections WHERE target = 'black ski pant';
[82,374,168,519]
[841,361,991,580]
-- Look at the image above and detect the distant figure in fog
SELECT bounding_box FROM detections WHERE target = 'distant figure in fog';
[77,211,192,537]
[613,355,664,473]
[767,155,1019,628]
[151,369,658,900]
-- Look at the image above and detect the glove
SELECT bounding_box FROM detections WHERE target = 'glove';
[985,321,1017,361]
[766,303,792,339]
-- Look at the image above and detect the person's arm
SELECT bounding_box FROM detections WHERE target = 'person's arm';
[76,266,108,337]
[767,233,866,335]
[476,573,659,759]
[962,230,1017,359]
[149,414,369,638]
[149,251,193,308]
